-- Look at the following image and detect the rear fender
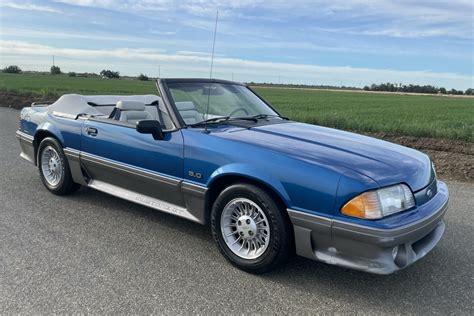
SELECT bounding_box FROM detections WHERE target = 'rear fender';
[35,122,65,145]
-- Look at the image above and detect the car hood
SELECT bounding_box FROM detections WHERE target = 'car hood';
[213,122,433,192]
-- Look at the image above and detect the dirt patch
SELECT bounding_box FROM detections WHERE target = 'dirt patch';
[1,91,472,183]
[367,133,473,183]
[0,91,57,110]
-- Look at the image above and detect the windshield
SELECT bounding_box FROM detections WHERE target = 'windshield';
[167,82,278,126]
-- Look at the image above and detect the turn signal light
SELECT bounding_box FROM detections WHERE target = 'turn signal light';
[341,191,381,219]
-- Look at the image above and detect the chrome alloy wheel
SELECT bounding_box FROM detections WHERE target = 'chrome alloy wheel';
[40,145,63,186]
[221,198,270,259]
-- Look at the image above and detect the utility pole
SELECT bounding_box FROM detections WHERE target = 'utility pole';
[158,65,161,78]
[52,55,55,66]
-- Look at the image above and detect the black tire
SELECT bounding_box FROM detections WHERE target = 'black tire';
[37,137,80,195]
[211,183,292,274]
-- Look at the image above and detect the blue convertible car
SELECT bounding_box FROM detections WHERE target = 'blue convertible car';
[16,78,449,274]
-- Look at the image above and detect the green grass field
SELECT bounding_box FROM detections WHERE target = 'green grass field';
[1,73,473,141]
[254,87,473,142]
[0,73,157,95]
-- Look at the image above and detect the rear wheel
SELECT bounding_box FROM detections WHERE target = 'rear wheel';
[211,183,291,273]
[38,137,80,195]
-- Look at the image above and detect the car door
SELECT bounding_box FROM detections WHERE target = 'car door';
[80,117,185,208]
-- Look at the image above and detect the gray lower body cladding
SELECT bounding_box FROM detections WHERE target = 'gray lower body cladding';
[16,131,35,164]
[72,150,209,224]
[288,181,449,274]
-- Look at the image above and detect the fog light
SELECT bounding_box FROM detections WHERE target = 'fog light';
[392,246,399,260]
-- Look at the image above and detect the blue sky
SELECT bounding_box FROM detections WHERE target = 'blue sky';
[0,0,473,89]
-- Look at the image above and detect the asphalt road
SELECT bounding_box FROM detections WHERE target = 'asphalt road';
[0,107,473,314]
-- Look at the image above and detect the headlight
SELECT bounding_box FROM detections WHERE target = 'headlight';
[341,184,415,219]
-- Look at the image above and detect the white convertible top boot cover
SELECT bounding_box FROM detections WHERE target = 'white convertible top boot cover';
[47,94,160,117]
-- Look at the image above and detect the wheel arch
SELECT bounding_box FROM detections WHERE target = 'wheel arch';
[205,166,292,225]
[33,126,64,164]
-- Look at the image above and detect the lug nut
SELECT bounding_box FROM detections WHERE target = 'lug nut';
[249,231,253,236]
[246,219,251,224]
[237,220,241,226]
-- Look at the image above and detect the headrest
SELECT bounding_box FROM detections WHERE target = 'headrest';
[175,101,196,111]
[116,100,146,111]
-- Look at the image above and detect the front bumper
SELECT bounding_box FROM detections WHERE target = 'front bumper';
[288,181,449,274]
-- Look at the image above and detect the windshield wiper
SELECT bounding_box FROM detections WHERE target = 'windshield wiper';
[187,113,290,128]
[250,114,289,120]
[187,116,229,127]
[188,116,258,127]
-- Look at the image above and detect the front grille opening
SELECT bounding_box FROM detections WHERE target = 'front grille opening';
[412,228,437,255]
[394,245,407,268]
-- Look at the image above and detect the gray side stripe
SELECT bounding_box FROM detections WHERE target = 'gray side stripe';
[63,148,80,161]
[16,130,34,143]
[66,149,208,191]
[181,181,208,195]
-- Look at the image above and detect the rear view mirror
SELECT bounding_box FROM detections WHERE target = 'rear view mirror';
[202,85,224,96]
[136,120,163,140]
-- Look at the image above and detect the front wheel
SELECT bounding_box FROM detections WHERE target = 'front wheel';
[38,137,80,195]
[211,183,292,273]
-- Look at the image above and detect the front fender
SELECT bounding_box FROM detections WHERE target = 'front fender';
[208,163,292,207]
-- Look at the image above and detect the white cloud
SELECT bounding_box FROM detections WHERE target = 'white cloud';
[1,1,62,13]
[1,40,471,89]
[0,27,170,45]
[51,0,473,39]
[53,0,114,7]
[176,50,225,57]
[9,27,464,59]
[0,40,167,60]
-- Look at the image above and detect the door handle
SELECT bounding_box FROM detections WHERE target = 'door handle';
[86,127,98,136]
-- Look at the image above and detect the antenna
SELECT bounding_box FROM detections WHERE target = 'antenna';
[204,10,219,133]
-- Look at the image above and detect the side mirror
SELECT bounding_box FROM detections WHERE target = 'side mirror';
[136,120,163,140]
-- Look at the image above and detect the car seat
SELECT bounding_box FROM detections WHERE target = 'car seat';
[175,101,204,125]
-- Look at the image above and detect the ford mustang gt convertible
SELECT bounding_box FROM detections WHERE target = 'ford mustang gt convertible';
[16,78,449,274]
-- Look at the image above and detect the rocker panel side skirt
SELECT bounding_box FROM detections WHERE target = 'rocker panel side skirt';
[64,148,208,224]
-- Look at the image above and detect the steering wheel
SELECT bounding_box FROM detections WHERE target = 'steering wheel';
[227,107,249,117]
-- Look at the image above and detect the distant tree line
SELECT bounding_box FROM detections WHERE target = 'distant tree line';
[2,65,22,73]
[248,82,361,91]
[50,65,61,75]
[1,65,472,94]
[137,73,149,81]
[245,82,473,96]
[100,69,120,79]
[363,82,471,95]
